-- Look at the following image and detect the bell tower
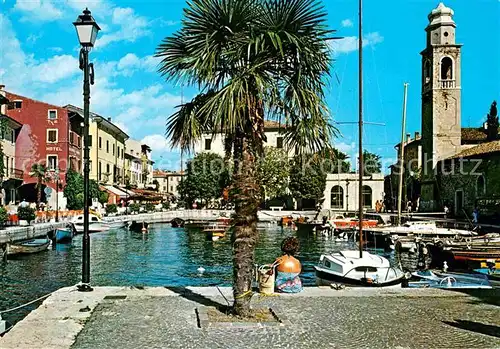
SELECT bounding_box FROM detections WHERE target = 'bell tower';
[420,2,462,210]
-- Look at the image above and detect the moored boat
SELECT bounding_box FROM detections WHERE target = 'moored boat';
[71,214,110,233]
[203,224,228,241]
[129,221,149,233]
[8,238,51,255]
[183,219,206,229]
[55,228,74,243]
[170,218,185,228]
[314,250,405,287]
[407,270,492,289]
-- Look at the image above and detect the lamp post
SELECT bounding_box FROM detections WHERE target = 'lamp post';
[74,8,100,292]
[54,168,59,222]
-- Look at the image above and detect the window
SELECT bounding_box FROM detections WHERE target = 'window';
[89,160,92,171]
[10,158,13,172]
[121,149,124,159]
[5,156,9,174]
[47,129,58,143]
[48,110,57,120]
[11,129,15,143]
[8,100,22,109]
[170,185,174,192]
[204,138,211,150]
[98,162,102,181]
[77,136,81,148]
[331,185,344,209]
[99,137,102,149]
[362,186,372,208]
[88,135,92,147]
[113,144,115,156]
[276,137,283,149]
[440,57,453,80]
[106,140,109,153]
[47,155,57,170]
[69,132,74,145]
[163,186,167,192]
[106,163,110,174]
[477,176,486,197]
[117,146,120,158]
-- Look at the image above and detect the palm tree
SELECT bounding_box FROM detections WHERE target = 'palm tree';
[30,163,49,208]
[156,0,336,316]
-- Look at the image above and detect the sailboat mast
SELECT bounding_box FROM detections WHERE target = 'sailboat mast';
[358,0,364,258]
[397,83,409,225]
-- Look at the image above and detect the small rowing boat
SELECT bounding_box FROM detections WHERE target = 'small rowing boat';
[55,228,74,243]
[8,238,51,255]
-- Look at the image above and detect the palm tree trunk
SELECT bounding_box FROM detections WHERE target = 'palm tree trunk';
[37,179,42,208]
[232,133,260,317]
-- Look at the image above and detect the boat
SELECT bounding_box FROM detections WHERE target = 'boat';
[54,228,74,243]
[170,218,184,228]
[183,219,206,229]
[106,220,127,229]
[427,242,500,270]
[407,270,492,289]
[129,221,149,233]
[8,238,51,255]
[71,214,110,233]
[203,224,228,241]
[315,250,406,287]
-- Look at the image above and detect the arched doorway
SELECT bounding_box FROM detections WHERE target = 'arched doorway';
[441,57,453,80]
[17,183,47,204]
[331,185,344,209]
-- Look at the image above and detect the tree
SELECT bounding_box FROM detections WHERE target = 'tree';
[257,147,290,199]
[0,119,6,184]
[289,154,327,206]
[362,150,382,176]
[157,0,335,316]
[178,152,229,206]
[486,100,498,141]
[64,169,108,209]
[30,163,50,208]
[322,147,351,173]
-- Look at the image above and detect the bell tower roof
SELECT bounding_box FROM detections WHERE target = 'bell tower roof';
[427,2,455,29]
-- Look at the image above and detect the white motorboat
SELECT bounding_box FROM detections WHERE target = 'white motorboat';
[314,250,406,287]
[71,214,110,233]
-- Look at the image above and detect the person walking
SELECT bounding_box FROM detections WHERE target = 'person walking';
[472,207,479,225]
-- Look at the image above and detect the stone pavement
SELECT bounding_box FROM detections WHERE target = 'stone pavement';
[1,286,499,349]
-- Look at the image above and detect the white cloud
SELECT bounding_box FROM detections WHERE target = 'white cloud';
[141,134,169,153]
[334,141,355,155]
[14,0,63,22]
[341,19,353,28]
[32,55,80,83]
[96,7,151,48]
[330,32,384,55]
[49,47,63,53]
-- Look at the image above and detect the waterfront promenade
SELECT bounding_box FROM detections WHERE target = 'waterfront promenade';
[1,286,499,349]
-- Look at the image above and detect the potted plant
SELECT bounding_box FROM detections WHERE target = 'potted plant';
[18,206,36,225]
[145,202,155,212]
[105,204,118,216]
[0,207,9,229]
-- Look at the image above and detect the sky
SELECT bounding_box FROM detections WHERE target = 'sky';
[0,0,499,173]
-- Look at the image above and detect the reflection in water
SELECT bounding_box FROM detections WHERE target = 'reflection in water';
[0,223,417,327]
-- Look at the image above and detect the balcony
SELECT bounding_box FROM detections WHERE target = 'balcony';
[440,79,456,89]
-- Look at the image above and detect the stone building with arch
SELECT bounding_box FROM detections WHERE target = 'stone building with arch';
[323,173,384,212]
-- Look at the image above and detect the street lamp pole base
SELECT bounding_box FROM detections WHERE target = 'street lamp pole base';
[77,283,94,292]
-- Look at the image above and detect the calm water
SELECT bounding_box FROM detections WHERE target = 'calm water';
[0,223,415,326]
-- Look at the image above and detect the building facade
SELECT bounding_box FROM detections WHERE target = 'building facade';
[193,121,294,158]
[125,139,144,188]
[65,105,128,186]
[0,87,23,204]
[5,91,83,208]
[323,173,385,212]
[153,170,184,197]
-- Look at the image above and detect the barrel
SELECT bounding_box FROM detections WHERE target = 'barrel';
[258,265,275,295]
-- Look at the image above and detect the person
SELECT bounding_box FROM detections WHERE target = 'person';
[472,207,479,224]
[273,237,303,293]
[19,199,29,208]
[444,204,449,219]
[406,200,412,213]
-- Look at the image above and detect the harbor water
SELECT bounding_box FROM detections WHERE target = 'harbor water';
[0,223,418,327]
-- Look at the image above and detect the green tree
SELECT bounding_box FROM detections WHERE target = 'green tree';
[157,0,335,315]
[486,100,498,141]
[179,152,229,206]
[362,150,382,176]
[257,147,290,199]
[30,163,50,208]
[289,154,327,206]
[0,119,6,183]
[64,169,108,209]
[322,147,351,173]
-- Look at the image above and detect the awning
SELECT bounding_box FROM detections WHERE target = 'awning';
[119,188,136,197]
[103,185,129,198]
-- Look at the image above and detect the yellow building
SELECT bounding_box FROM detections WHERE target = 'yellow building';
[65,105,128,185]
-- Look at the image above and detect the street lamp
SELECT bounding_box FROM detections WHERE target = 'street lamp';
[74,8,100,292]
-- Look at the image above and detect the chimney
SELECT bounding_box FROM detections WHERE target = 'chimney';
[415,131,420,139]
[0,84,5,91]
[406,133,411,143]
[107,117,111,121]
